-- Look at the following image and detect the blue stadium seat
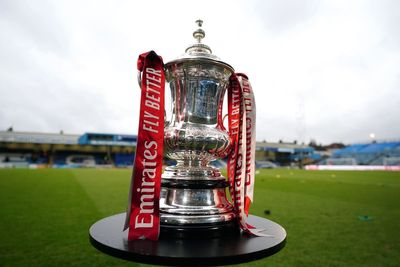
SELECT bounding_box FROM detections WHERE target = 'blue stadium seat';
[324,142,400,166]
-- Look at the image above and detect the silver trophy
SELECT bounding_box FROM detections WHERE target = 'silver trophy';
[158,20,237,237]
[89,20,287,264]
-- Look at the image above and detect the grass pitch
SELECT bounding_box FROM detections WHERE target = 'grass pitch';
[0,168,399,266]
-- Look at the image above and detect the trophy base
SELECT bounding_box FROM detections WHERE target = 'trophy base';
[160,219,239,239]
[89,212,287,266]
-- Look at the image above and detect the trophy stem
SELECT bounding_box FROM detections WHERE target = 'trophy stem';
[176,159,209,168]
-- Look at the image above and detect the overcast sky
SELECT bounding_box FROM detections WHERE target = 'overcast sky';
[0,0,399,144]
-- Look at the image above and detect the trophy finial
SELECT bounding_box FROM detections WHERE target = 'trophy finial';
[196,19,203,27]
[193,19,205,43]
[182,19,231,60]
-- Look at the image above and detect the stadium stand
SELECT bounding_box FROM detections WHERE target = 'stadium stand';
[256,142,320,167]
[0,131,136,168]
[78,133,137,146]
[320,141,400,166]
[0,153,30,168]
[114,153,135,167]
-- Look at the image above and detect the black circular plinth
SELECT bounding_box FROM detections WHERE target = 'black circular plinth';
[160,219,240,239]
[89,213,286,266]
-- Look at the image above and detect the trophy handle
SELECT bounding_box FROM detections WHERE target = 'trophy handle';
[137,70,142,88]
[223,114,228,129]
[217,95,228,132]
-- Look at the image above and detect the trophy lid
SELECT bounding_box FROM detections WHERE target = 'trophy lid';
[165,20,234,72]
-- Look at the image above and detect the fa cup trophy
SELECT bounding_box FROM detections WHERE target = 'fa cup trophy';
[124,19,260,240]
[89,19,286,265]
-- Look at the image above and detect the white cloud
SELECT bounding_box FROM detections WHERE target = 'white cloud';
[0,0,399,144]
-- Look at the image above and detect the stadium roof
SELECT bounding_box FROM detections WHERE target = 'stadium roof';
[256,142,310,149]
[0,131,79,145]
[256,141,313,153]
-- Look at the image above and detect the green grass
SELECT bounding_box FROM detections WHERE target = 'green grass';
[0,168,399,266]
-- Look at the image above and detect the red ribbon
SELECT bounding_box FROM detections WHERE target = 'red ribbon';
[228,73,261,235]
[124,51,165,240]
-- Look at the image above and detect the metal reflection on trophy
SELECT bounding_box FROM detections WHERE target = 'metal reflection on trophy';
[159,20,237,236]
